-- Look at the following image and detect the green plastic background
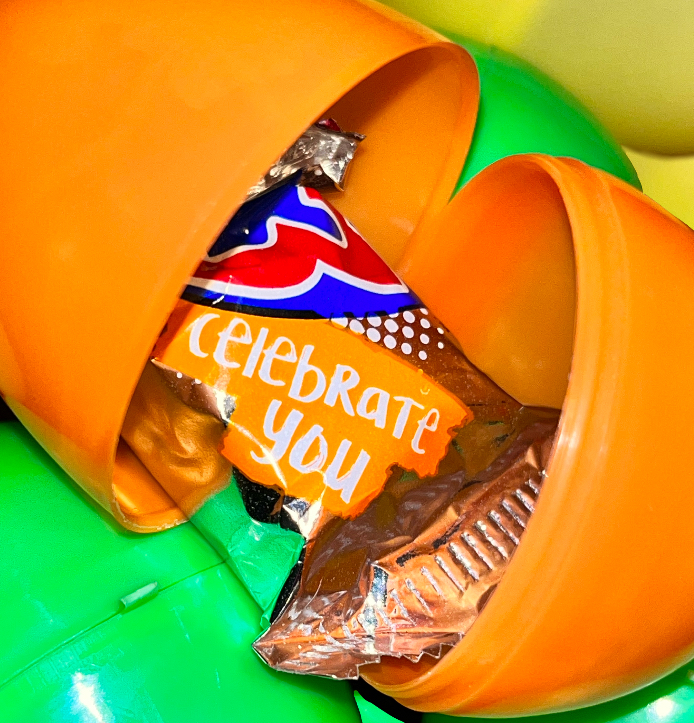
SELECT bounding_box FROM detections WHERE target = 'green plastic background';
[0,423,359,722]
[192,475,303,622]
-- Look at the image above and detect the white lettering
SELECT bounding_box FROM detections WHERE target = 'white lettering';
[188,313,220,358]
[213,318,252,369]
[288,345,326,404]
[242,327,269,378]
[289,424,328,473]
[197,318,443,458]
[259,336,297,386]
[251,399,303,464]
[392,396,424,439]
[325,440,370,503]
[411,408,440,454]
[325,365,360,415]
[356,387,390,429]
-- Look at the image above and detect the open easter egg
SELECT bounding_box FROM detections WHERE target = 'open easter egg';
[0,0,478,531]
[364,154,694,715]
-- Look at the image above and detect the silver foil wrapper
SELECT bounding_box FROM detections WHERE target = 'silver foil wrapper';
[246,120,365,200]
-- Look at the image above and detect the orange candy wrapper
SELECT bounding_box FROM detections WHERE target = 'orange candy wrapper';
[122,129,558,678]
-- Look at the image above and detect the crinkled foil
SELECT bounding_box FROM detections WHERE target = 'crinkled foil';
[126,306,559,679]
[253,414,555,678]
[123,119,560,680]
[246,119,365,200]
[252,313,559,678]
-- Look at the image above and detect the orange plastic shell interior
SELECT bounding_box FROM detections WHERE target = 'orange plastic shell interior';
[365,154,694,715]
[0,0,478,531]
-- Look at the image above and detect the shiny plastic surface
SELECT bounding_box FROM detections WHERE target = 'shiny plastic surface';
[455,36,639,189]
[0,422,220,687]
[1,569,359,723]
[0,0,477,531]
[423,662,694,722]
[368,154,694,714]
[379,0,694,154]
[0,422,359,722]
[357,663,694,722]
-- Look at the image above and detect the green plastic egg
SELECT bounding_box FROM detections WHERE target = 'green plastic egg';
[0,422,359,723]
[453,35,639,191]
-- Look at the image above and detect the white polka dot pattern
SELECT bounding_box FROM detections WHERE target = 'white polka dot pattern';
[329,307,449,363]
[349,319,365,334]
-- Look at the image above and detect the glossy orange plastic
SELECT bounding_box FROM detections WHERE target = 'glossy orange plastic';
[364,154,694,715]
[0,0,477,530]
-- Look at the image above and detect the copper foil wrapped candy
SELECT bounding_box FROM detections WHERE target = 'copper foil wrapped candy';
[121,126,559,680]
[252,318,557,677]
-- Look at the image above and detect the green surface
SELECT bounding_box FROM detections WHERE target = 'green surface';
[0,423,221,687]
[355,693,405,723]
[454,36,640,192]
[192,474,303,621]
[0,422,358,722]
[0,567,358,723]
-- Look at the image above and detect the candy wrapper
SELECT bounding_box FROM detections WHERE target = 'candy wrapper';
[122,127,558,679]
[246,119,364,200]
